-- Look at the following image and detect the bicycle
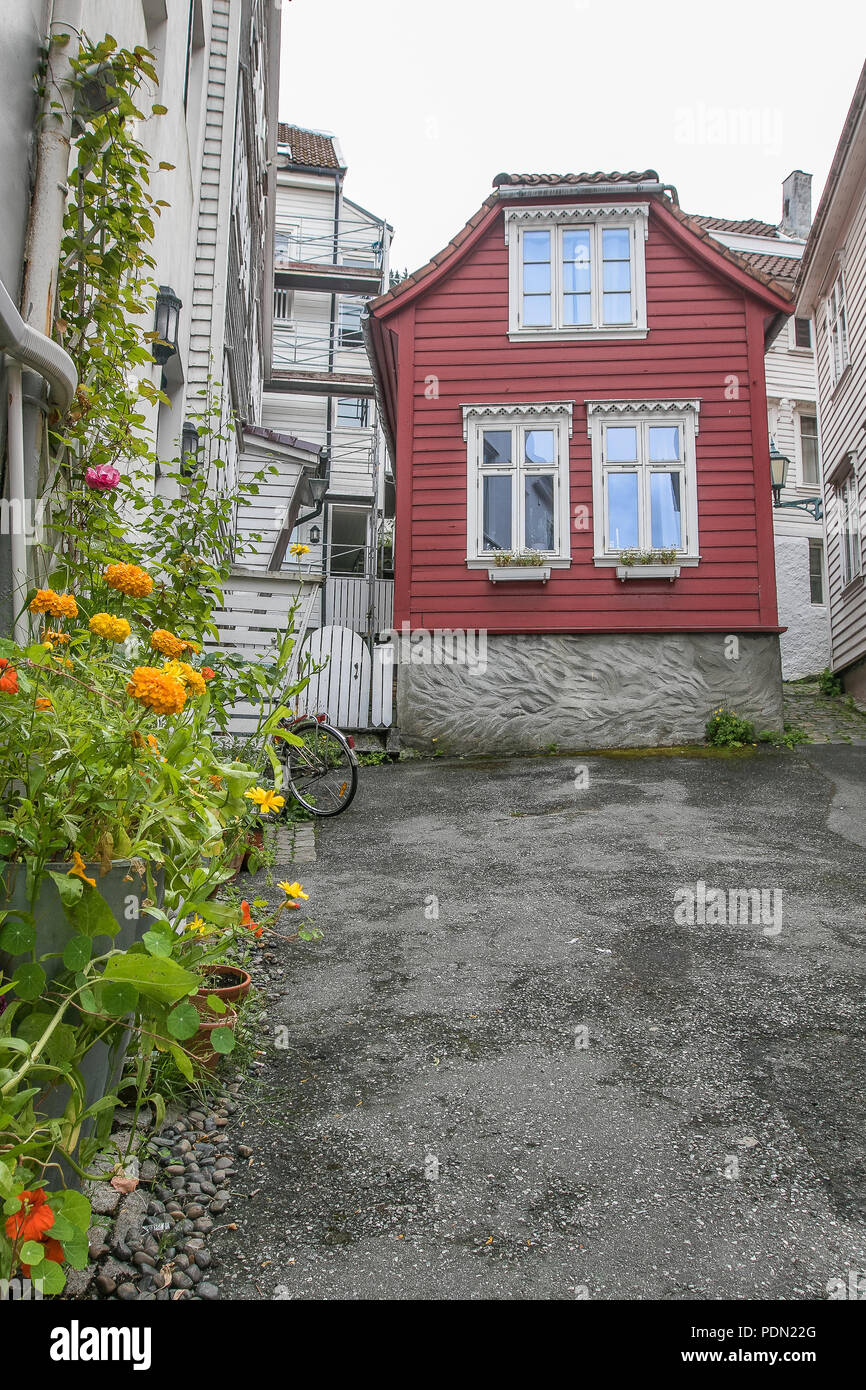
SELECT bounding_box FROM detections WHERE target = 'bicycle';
[274,713,359,817]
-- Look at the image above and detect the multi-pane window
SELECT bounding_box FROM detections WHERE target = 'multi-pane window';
[793,317,812,349]
[799,413,820,488]
[464,405,573,564]
[837,469,861,588]
[507,209,648,338]
[808,539,825,605]
[826,273,849,387]
[338,299,365,347]
[587,402,701,564]
[336,396,370,428]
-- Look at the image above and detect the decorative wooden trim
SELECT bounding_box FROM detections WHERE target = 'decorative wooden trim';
[461,400,574,440]
[503,202,650,244]
[585,398,701,434]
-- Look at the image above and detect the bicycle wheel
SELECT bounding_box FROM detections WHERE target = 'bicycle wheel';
[280,720,359,817]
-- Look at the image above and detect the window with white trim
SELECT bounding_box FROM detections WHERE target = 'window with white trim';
[587,401,701,564]
[826,272,849,387]
[463,403,573,565]
[798,412,820,488]
[808,538,825,605]
[505,205,648,340]
[837,466,861,588]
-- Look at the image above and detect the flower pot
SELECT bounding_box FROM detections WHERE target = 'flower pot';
[193,964,251,1015]
[188,1006,237,1072]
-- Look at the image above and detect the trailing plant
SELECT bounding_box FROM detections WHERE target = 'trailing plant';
[491,549,545,568]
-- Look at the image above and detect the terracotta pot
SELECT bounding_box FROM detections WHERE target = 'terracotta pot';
[188,1006,237,1072]
[193,963,251,1015]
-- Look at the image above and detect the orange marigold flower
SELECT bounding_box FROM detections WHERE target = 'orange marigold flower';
[4,1189,55,1244]
[89,612,131,643]
[104,563,153,598]
[29,588,77,619]
[35,697,53,710]
[42,629,69,644]
[162,659,206,696]
[182,640,201,654]
[151,628,185,659]
[127,665,186,715]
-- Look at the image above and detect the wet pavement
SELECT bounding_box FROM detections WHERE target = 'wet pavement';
[219,746,866,1300]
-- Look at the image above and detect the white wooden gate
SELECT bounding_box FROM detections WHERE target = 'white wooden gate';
[301,625,394,730]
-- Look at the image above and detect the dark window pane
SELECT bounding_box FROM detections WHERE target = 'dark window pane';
[482,475,512,551]
[482,430,511,465]
[809,538,824,604]
[794,317,812,348]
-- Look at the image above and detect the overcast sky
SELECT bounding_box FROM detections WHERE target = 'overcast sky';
[278,0,865,274]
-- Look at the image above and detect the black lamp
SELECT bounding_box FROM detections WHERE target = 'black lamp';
[769,438,790,506]
[309,523,321,545]
[153,286,182,365]
[181,421,200,478]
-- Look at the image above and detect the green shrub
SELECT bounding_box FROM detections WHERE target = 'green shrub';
[818,667,843,697]
[705,706,755,747]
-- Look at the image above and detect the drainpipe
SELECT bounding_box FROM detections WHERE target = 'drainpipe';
[1,279,77,642]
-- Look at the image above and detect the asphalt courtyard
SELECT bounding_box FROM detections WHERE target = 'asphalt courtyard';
[220,747,866,1301]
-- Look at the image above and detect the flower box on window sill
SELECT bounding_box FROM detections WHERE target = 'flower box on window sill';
[615,563,680,581]
[487,565,551,583]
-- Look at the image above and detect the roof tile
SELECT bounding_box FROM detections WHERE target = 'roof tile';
[276,123,343,170]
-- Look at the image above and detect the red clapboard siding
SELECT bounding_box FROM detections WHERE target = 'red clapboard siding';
[376,195,786,634]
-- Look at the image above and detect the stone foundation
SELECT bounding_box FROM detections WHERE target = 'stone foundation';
[396,632,784,754]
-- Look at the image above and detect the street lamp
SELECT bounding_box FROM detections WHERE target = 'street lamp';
[769,438,789,506]
[152,286,182,365]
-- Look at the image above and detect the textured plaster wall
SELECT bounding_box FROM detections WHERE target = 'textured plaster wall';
[774,535,830,680]
[397,633,784,754]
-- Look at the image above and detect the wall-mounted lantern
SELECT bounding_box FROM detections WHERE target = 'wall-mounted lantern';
[769,438,789,505]
[152,286,182,365]
[180,420,200,478]
[309,523,321,545]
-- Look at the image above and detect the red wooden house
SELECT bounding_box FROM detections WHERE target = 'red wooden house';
[365,172,794,752]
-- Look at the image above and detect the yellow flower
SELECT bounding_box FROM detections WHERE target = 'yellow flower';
[34,697,53,711]
[67,850,96,888]
[42,629,69,645]
[185,915,211,935]
[104,563,153,597]
[278,880,308,901]
[289,543,311,557]
[244,786,285,815]
[147,734,159,752]
[126,665,186,715]
[151,628,185,659]
[89,612,131,643]
[29,588,77,619]
[161,660,206,696]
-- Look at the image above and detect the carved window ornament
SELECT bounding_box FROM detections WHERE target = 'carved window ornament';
[463,401,574,572]
[505,204,649,341]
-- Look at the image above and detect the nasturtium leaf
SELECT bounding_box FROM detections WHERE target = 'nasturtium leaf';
[167,1002,200,1041]
[65,887,121,939]
[169,1043,193,1081]
[48,1212,76,1242]
[59,1227,89,1269]
[78,987,97,1014]
[34,1258,66,1295]
[0,832,16,856]
[53,1189,91,1233]
[100,981,138,1016]
[11,963,46,1001]
[142,929,173,958]
[210,1027,235,1054]
[20,1240,45,1266]
[62,935,92,971]
[0,918,36,955]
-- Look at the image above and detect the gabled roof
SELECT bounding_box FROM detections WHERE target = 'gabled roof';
[368,177,796,319]
[276,123,344,171]
[691,212,782,238]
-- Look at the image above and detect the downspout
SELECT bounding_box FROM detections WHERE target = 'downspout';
[1,279,77,643]
[322,165,342,628]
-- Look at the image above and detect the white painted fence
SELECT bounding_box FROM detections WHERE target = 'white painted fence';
[324,576,394,634]
[301,625,394,729]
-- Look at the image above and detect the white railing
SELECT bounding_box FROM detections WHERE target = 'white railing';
[274,215,385,271]
[272,320,371,375]
[325,577,394,635]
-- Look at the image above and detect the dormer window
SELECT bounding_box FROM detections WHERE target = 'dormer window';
[505,204,649,341]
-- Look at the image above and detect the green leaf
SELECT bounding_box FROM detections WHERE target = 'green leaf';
[64,887,121,939]
[12,963,46,1001]
[210,1027,235,1054]
[142,928,173,958]
[0,918,36,955]
[62,935,92,971]
[169,1043,193,1081]
[47,870,84,906]
[48,1211,76,1242]
[205,994,227,1014]
[167,1002,200,1040]
[33,1257,65,1295]
[20,1240,45,1265]
[59,1227,89,1269]
[102,953,199,1005]
[99,980,138,1015]
[52,1189,91,1233]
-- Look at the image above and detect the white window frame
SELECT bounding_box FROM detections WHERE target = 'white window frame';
[796,410,820,489]
[462,402,573,568]
[505,204,649,341]
[837,464,861,589]
[586,400,701,566]
[826,271,849,388]
[789,316,813,352]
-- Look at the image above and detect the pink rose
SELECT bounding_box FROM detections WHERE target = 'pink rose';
[85,465,121,491]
